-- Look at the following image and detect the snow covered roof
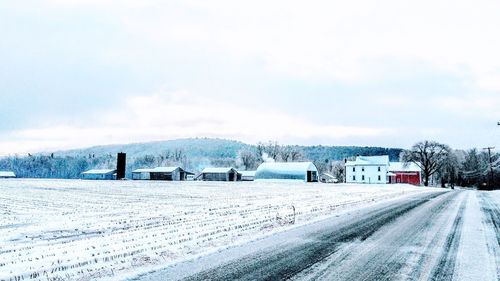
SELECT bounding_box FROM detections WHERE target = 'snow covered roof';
[345,155,390,166]
[0,171,16,177]
[82,169,116,175]
[132,168,154,173]
[151,167,181,173]
[388,162,421,172]
[321,173,337,180]
[240,171,256,177]
[201,167,236,173]
[133,167,187,173]
[255,162,318,181]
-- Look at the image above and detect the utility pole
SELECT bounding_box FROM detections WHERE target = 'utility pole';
[483,146,495,188]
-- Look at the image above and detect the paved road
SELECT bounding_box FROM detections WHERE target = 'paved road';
[134,190,500,281]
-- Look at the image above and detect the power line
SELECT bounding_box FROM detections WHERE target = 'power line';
[483,146,495,187]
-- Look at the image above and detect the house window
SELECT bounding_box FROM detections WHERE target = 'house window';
[353,176,356,181]
[362,166,365,172]
[378,166,381,172]
[378,175,381,181]
[362,175,365,181]
[353,167,356,172]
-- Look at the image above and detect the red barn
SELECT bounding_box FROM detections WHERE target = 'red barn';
[388,162,421,185]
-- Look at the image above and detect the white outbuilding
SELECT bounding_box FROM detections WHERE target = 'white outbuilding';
[240,171,256,181]
[254,162,319,182]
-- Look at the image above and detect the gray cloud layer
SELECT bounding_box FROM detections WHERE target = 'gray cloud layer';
[1,0,499,154]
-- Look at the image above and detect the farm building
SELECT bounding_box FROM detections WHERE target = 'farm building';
[254,162,319,182]
[131,169,153,180]
[0,171,16,178]
[240,171,256,181]
[199,167,241,181]
[320,173,338,183]
[388,162,421,185]
[81,169,116,180]
[132,167,194,181]
[345,155,389,184]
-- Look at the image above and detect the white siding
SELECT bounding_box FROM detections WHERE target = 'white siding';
[346,164,388,184]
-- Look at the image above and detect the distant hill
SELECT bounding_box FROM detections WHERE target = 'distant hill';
[57,138,250,160]
[55,138,402,163]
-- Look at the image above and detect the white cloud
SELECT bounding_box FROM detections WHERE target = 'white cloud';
[2,0,500,153]
[0,91,392,154]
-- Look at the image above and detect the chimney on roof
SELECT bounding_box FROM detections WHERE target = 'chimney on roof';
[116,152,126,180]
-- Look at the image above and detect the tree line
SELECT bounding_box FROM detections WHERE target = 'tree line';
[402,140,500,189]
[1,139,498,189]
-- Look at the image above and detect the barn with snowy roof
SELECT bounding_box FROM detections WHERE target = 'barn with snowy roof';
[254,162,319,182]
[81,169,116,180]
[388,162,421,185]
[198,167,241,181]
[132,166,194,181]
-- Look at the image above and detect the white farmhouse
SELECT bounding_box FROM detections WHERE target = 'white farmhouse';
[345,155,389,184]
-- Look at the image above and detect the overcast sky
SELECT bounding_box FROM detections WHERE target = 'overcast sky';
[1,0,500,155]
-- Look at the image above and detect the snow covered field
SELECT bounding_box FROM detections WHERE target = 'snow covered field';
[0,179,434,281]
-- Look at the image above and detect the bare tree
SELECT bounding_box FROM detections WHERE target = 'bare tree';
[265,141,281,161]
[437,150,460,188]
[289,147,304,162]
[401,140,451,186]
[257,141,282,161]
[280,146,291,162]
[237,149,259,170]
[330,161,345,183]
[279,146,303,162]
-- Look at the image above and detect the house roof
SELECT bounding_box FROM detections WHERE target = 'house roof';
[345,155,390,166]
[0,171,16,177]
[202,167,236,173]
[388,162,421,172]
[82,169,116,175]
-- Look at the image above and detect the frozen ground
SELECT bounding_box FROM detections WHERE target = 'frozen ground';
[0,179,431,281]
[137,189,500,281]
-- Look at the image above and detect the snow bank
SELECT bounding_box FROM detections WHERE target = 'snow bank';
[0,179,434,280]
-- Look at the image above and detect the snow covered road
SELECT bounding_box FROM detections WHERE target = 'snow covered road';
[135,190,500,281]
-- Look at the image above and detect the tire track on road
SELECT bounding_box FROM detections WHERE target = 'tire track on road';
[428,196,466,281]
[478,192,500,280]
[297,191,463,281]
[181,192,447,281]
